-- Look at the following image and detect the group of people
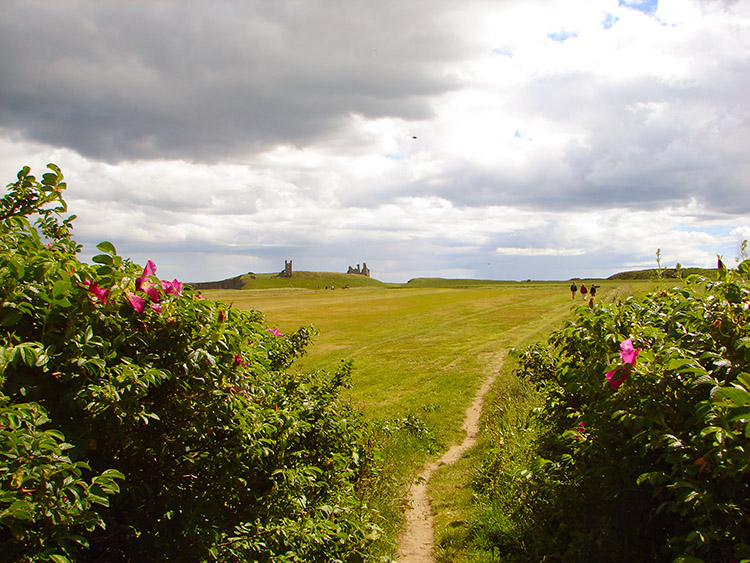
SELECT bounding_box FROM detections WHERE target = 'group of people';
[569,281,598,305]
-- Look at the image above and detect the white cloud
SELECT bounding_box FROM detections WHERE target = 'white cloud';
[495,247,586,256]
[1,0,749,282]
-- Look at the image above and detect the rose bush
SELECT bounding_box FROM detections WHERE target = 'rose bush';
[1,165,380,562]
[474,262,750,562]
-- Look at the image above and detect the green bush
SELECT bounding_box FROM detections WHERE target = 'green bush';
[1,165,381,561]
[475,264,750,562]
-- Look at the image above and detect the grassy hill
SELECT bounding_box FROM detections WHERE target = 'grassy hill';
[191,266,720,291]
[401,277,575,289]
[192,271,391,290]
[607,266,716,280]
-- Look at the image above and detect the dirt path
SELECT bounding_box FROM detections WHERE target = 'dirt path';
[395,353,504,562]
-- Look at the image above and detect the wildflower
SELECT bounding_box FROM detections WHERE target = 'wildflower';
[84,279,110,304]
[126,291,146,313]
[233,354,248,368]
[619,338,639,365]
[137,259,160,302]
[266,328,283,337]
[161,278,183,296]
[150,303,162,314]
[605,338,641,390]
[136,259,157,289]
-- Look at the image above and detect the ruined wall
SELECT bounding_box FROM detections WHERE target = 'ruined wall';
[280,260,293,278]
[346,262,371,277]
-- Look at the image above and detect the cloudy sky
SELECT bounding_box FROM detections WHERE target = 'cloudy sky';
[2,0,749,282]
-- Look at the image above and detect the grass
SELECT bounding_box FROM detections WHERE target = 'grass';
[195,271,391,290]
[201,278,664,559]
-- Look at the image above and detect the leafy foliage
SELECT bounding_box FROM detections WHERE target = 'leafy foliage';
[475,264,750,562]
[1,165,381,561]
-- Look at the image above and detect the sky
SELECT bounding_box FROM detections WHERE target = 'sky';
[1,0,749,283]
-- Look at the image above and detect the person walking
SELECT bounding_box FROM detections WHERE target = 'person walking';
[580,284,588,300]
[570,282,578,300]
[588,284,598,304]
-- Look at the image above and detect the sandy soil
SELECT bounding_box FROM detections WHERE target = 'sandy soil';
[395,355,503,562]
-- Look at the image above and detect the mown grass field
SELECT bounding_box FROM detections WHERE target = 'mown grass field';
[202,282,578,434]
[201,278,660,557]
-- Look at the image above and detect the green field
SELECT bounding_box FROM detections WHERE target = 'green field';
[203,283,575,432]
[201,277,658,556]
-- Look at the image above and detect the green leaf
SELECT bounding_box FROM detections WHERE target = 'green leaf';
[713,387,750,407]
[41,172,58,186]
[18,343,39,367]
[0,500,34,522]
[727,407,750,422]
[96,241,117,255]
[667,358,696,370]
[92,254,113,265]
[0,308,23,327]
[52,279,72,298]
[8,257,25,278]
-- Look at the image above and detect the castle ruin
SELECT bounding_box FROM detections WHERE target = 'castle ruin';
[347,262,371,277]
[280,260,293,278]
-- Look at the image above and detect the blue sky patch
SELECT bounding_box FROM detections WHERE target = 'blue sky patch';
[385,153,404,161]
[547,31,578,42]
[602,13,619,29]
[493,47,513,57]
[618,0,658,15]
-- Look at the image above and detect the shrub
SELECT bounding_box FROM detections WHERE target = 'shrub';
[475,264,750,562]
[1,165,381,562]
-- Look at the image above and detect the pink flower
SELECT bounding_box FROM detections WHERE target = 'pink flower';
[136,259,160,301]
[144,286,160,302]
[619,338,639,365]
[161,279,183,296]
[233,354,248,368]
[266,328,283,337]
[84,279,110,304]
[150,302,162,314]
[142,259,157,279]
[136,260,157,289]
[126,291,146,313]
[605,338,641,390]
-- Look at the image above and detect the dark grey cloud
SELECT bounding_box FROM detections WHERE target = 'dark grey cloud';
[0,1,465,163]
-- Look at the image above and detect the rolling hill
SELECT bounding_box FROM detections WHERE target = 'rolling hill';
[191,271,391,290]
[191,266,720,291]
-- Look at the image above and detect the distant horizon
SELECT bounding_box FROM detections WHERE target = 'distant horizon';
[187,261,720,286]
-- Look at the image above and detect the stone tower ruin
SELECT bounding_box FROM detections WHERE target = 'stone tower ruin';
[280,260,292,278]
[346,262,371,277]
